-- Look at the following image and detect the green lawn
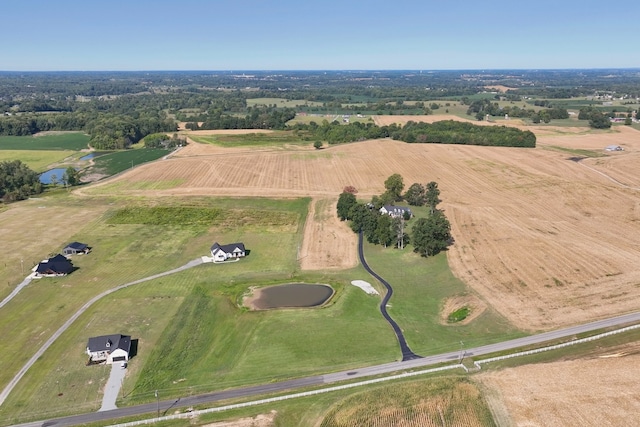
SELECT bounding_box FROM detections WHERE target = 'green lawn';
[0,133,90,150]
[361,242,524,356]
[0,195,525,424]
[0,150,76,172]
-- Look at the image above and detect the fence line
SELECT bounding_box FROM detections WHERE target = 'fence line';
[109,323,640,427]
[108,364,465,427]
[474,323,640,369]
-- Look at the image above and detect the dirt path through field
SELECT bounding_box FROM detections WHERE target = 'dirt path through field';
[299,198,358,270]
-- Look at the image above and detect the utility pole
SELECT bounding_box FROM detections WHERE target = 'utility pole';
[155,389,159,417]
[21,259,24,275]
[459,341,464,363]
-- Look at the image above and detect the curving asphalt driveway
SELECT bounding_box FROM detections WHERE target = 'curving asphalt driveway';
[357,231,421,361]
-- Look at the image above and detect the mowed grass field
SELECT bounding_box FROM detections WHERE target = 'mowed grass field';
[0,191,516,424]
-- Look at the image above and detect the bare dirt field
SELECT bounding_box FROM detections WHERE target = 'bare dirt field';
[479,343,640,426]
[78,124,640,330]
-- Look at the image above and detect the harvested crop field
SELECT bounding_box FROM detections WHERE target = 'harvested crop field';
[78,124,640,330]
[479,348,640,426]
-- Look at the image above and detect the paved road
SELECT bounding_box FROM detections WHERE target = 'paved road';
[11,309,640,427]
[357,230,421,361]
[0,258,204,407]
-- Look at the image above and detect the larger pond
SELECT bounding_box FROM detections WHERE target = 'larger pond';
[39,168,70,184]
[245,284,334,310]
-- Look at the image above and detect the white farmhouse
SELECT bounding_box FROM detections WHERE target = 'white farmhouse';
[86,334,131,364]
[210,242,246,262]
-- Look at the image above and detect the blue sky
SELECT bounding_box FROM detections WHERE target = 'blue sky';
[1,0,638,71]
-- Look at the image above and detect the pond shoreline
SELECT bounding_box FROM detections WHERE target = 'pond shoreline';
[243,283,334,310]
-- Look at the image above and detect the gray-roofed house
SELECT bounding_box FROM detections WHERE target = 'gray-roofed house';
[86,334,131,364]
[379,205,413,219]
[34,254,74,277]
[210,242,246,262]
[63,242,90,256]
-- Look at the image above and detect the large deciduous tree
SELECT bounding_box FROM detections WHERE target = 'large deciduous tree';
[411,211,452,257]
[384,173,404,202]
[425,181,441,214]
[405,182,426,206]
[337,192,357,221]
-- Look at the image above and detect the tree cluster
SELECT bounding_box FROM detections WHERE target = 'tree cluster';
[0,160,43,202]
[336,175,452,257]
[578,107,612,129]
[391,120,536,148]
[292,120,397,145]
[144,133,187,149]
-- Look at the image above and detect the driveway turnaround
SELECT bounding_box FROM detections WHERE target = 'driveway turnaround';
[99,364,126,412]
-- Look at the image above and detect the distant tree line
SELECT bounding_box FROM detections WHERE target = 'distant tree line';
[185,107,296,131]
[390,120,536,148]
[336,175,452,257]
[464,98,569,122]
[0,160,43,203]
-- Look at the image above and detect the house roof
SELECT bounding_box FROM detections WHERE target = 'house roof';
[381,205,412,213]
[35,254,74,274]
[87,334,131,353]
[65,242,88,251]
[211,242,245,253]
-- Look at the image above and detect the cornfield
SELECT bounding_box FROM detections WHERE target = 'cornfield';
[319,378,494,427]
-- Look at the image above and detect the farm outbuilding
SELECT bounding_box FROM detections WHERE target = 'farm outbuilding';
[63,242,90,255]
[86,334,132,364]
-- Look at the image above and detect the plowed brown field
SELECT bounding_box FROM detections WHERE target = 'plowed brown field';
[479,348,640,426]
[80,124,640,330]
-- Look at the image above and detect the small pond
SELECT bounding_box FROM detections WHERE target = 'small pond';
[245,284,334,310]
[39,168,70,184]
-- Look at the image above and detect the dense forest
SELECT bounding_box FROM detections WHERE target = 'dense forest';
[391,120,537,148]
[0,160,42,202]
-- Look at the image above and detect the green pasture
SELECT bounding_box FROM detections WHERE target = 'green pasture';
[90,148,169,175]
[246,97,324,109]
[0,194,523,424]
[0,133,90,151]
[0,196,310,421]
[361,242,524,356]
[189,131,307,148]
[0,150,75,172]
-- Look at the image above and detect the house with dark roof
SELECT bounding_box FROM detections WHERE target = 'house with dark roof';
[379,205,413,219]
[210,242,246,262]
[63,242,90,256]
[34,254,74,277]
[86,334,132,364]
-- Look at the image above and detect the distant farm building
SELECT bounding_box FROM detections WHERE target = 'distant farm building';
[86,334,131,364]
